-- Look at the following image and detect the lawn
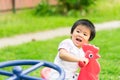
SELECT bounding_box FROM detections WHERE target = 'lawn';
[0,28,120,79]
[92,28,120,80]
[0,0,120,38]
[0,0,120,79]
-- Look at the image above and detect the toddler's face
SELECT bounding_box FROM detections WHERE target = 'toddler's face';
[71,25,91,48]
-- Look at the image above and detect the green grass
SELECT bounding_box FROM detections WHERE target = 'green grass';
[0,0,120,79]
[0,28,120,79]
[88,0,120,21]
[0,12,76,38]
[92,28,120,80]
[0,0,120,38]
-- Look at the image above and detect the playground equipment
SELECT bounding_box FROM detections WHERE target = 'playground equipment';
[78,44,101,80]
[0,60,65,80]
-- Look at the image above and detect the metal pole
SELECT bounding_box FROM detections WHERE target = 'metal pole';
[12,0,16,13]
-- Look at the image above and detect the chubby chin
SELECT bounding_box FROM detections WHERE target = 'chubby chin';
[74,40,86,48]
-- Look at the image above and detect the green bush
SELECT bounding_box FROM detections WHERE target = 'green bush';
[58,0,96,14]
[35,0,96,16]
[34,0,57,16]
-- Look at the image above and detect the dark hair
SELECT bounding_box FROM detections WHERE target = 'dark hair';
[71,19,96,41]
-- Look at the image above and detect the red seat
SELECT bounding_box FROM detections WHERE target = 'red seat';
[40,67,51,80]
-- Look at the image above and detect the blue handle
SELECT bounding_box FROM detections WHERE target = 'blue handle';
[0,60,65,80]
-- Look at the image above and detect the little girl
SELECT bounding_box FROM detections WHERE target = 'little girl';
[48,19,96,80]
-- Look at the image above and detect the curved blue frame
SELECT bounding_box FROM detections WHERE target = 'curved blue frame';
[0,60,65,80]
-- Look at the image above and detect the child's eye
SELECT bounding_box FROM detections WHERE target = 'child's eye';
[77,30,80,33]
[84,33,87,36]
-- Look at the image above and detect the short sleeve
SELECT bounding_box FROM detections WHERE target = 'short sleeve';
[58,39,72,52]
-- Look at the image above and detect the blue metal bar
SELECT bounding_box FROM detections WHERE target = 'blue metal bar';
[0,70,13,76]
[0,60,41,68]
[0,60,65,80]
[21,62,44,75]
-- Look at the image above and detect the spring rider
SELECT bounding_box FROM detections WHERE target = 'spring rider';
[78,44,101,80]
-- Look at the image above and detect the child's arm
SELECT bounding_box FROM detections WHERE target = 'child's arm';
[78,44,100,68]
[59,48,89,65]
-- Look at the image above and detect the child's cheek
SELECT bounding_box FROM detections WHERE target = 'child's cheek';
[82,38,89,45]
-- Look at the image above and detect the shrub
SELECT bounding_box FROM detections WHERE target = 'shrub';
[34,0,97,16]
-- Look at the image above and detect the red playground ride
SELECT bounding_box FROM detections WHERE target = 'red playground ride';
[78,44,101,80]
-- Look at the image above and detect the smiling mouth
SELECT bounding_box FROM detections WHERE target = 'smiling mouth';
[76,38,82,42]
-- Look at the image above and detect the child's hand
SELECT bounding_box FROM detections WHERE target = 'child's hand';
[78,57,89,68]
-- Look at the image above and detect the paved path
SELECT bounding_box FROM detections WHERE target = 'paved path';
[0,21,120,48]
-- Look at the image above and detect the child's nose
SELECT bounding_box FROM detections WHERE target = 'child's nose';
[79,33,84,37]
